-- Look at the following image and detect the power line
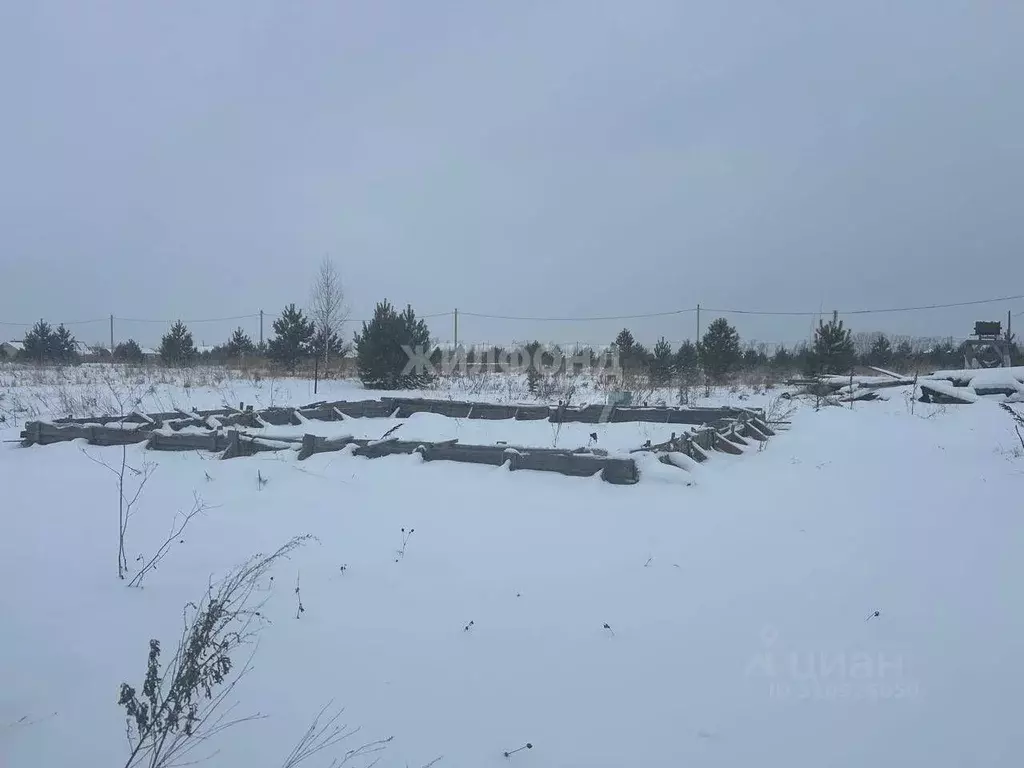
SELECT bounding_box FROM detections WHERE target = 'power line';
[706,294,1024,317]
[460,290,1024,321]
[1,294,1020,330]
[0,317,107,327]
[459,308,695,322]
[115,313,260,324]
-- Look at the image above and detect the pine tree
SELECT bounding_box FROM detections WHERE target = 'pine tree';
[21,319,55,363]
[926,338,959,369]
[650,338,674,385]
[159,321,197,366]
[893,340,914,372]
[310,326,346,363]
[113,339,145,363]
[772,345,794,371]
[267,304,314,372]
[674,340,699,384]
[54,324,78,364]
[699,318,741,383]
[225,327,255,358]
[613,328,635,358]
[524,340,543,394]
[810,317,855,374]
[19,320,77,364]
[867,334,892,367]
[354,301,432,389]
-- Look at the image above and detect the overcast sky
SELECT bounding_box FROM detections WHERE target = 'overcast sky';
[2,0,1022,350]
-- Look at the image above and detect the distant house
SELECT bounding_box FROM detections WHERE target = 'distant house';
[1,340,24,359]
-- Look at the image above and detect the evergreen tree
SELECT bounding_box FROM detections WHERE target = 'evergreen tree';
[354,301,432,389]
[793,342,814,374]
[674,340,700,384]
[650,338,674,385]
[867,334,892,367]
[810,317,855,374]
[893,340,914,371]
[613,328,635,358]
[113,339,145,363]
[699,318,741,383]
[159,321,197,366]
[21,319,55,363]
[521,340,543,393]
[310,326,346,363]
[927,338,959,369]
[267,304,315,372]
[225,327,255,358]
[631,343,651,370]
[742,347,761,369]
[772,345,794,371]
[20,320,78,364]
[53,324,78,364]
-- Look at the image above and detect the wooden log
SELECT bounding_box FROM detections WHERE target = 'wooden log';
[691,427,716,452]
[351,438,425,459]
[257,407,301,426]
[918,381,977,405]
[741,420,769,442]
[725,426,749,446]
[420,442,507,466]
[296,406,339,422]
[712,431,743,455]
[223,430,241,459]
[467,404,518,420]
[236,431,305,444]
[512,405,549,420]
[219,430,293,458]
[511,450,637,483]
[147,431,228,452]
[550,404,615,424]
[218,411,260,428]
[22,421,150,447]
[688,440,709,463]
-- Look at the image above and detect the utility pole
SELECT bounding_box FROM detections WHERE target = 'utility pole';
[109,314,114,353]
[1007,309,1013,367]
[454,308,459,348]
[696,304,700,341]
[259,309,264,347]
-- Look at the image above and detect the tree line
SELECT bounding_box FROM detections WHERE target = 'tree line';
[5,265,1019,391]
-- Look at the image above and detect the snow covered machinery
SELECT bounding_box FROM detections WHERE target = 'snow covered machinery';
[962,321,1011,370]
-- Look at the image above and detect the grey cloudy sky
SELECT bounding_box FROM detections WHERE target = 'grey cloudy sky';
[2,0,1022,350]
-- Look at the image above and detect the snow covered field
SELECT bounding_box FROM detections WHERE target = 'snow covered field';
[2,366,1023,767]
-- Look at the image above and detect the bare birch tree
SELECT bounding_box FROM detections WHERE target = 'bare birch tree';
[308,256,349,370]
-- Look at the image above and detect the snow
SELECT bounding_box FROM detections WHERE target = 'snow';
[2,369,1024,767]
[957,368,1024,393]
[927,365,1024,387]
[231,411,705,456]
[822,374,910,387]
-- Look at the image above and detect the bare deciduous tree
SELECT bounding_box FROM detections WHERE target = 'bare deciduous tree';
[128,492,210,588]
[309,256,349,370]
[82,444,155,579]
